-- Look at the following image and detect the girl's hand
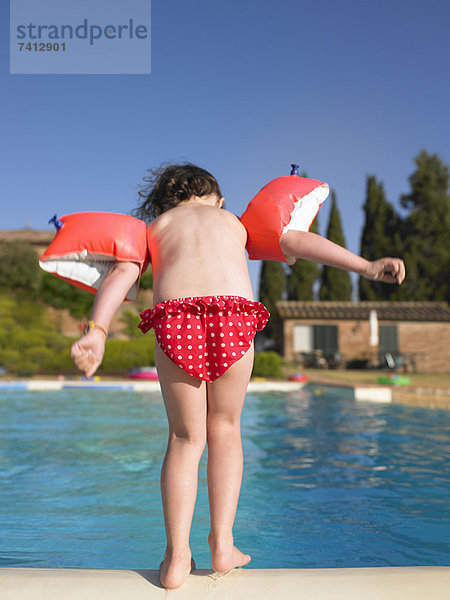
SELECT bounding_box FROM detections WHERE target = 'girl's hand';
[362,257,406,284]
[70,329,106,378]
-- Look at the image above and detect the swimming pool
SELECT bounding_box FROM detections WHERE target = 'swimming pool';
[0,386,449,569]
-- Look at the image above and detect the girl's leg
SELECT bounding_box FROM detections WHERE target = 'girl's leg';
[206,344,254,572]
[155,343,207,589]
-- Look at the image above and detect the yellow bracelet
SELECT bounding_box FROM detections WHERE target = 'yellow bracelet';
[85,320,108,337]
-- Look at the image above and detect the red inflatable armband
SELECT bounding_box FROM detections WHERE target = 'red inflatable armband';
[240,170,329,263]
[39,212,149,300]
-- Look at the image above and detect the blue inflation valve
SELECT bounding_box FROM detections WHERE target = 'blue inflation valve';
[49,214,64,230]
[290,164,300,176]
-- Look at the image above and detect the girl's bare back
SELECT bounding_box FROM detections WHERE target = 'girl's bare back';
[147,200,254,304]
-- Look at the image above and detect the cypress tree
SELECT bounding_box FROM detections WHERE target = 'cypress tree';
[319,191,352,300]
[287,214,320,301]
[358,175,401,300]
[258,260,286,352]
[397,150,450,301]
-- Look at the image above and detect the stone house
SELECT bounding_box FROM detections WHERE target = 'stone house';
[276,301,450,373]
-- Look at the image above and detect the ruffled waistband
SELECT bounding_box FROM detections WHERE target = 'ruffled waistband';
[138,295,270,334]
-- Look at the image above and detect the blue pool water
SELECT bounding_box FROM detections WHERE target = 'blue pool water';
[0,386,449,569]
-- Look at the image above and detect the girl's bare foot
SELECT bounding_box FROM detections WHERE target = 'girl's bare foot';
[159,552,196,589]
[209,536,251,572]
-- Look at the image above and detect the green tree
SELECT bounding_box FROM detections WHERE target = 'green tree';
[358,175,401,300]
[0,242,41,292]
[139,265,153,289]
[121,310,143,337]
[287,214,320,301]
[38,271,94,318]
[0,292,71,375]
[396,150,450,301]
[258,260,286,351]
[319,191,352,300]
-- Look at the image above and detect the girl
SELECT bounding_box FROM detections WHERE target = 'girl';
[71,163,405,588]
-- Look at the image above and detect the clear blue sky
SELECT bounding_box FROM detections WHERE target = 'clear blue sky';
[2,0,450,293]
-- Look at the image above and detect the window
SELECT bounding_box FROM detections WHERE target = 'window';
[293,325,313,352]
[379,325,398,364]
[293,324,338,354]
[314,325,338,355]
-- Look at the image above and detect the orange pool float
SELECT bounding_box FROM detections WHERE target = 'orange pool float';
[240,164,329,264]
[40,212,149,300]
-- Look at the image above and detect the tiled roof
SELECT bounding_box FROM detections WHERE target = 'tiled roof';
[276,301,450,322]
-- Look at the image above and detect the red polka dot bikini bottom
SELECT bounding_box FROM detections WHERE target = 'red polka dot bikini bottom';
[138,295,270,382]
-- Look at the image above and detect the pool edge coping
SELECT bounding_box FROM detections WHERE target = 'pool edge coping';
[1,566,449,599]
[1,378,449,408]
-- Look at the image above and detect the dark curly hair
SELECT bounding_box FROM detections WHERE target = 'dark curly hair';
[133,163,223,221]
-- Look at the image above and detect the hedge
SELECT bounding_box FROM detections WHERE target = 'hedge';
[252,351,282,378]
[99,335,155,373]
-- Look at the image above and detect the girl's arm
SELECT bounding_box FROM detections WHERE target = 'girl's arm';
[70,261,140,377]
[280,230,405,284]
